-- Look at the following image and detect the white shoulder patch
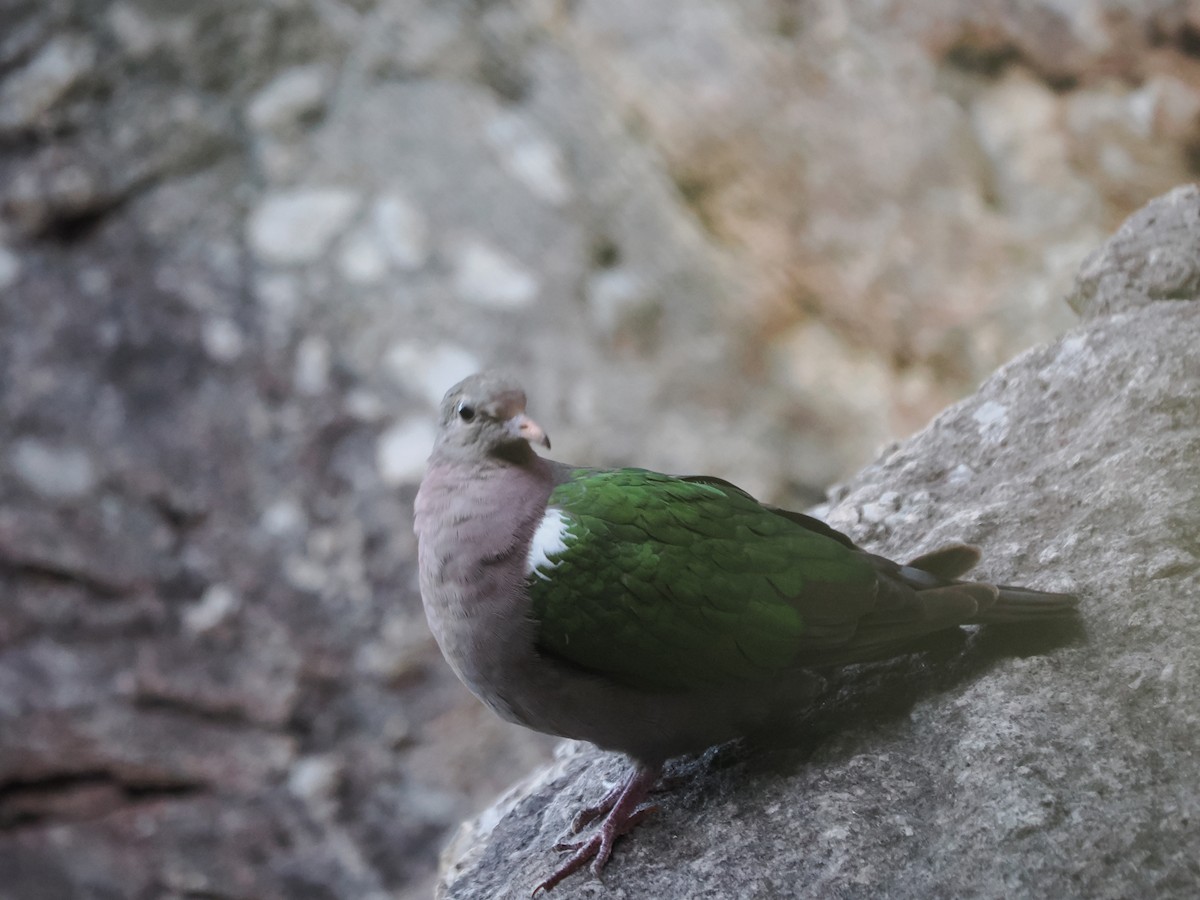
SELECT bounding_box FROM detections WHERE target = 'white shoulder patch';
[526,507,570,581]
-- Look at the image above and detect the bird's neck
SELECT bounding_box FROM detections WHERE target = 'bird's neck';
[415,452,557,581]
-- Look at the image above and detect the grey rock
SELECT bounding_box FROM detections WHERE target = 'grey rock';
[0,243,18,288]
[377,417,439,487]
[337,223,391,285]
[450,235,541,309]
[436,255,1200,894]
[182,583,242,635]
[383,341,483,408]
[4,0,1200,893]
[247,65,332,133]
[293,334,334,396]
[585,267,656,340]
[1067,183,1200,319]
[247,187,362,265]
[9,438,97,500]
[0,34,96,133]
[485,110,574,207]
[372,192,430,271]
[201,315,246,363]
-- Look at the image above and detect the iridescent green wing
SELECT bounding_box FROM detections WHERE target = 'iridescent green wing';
[526,469,879,691]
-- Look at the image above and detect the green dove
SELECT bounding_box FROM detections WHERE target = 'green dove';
[413,373,1078,893]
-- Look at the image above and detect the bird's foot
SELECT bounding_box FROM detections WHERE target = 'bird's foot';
[532,762,662,895]
[565,777,626,833]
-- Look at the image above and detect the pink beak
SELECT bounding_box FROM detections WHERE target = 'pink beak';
[510,413,551,449]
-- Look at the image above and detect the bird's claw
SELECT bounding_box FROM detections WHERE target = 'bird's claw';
[531,765,662,895]
[567,780,625,833]
[534,830,612,895]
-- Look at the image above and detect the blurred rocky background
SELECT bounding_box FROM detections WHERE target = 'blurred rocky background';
[0,0,1197,897]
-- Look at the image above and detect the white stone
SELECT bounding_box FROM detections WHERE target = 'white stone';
[775,321,892,422]
[947,463,975,486]
[78,266,110,298]
[261,498,307,537]
[10,438,96,500]
[184,583,241,635]
[337,225,389,284]
[587,268,651,334]
[860,490,900,525]
[859,502,889,525]
[288,755,342,810]
[106,4,159,57]
[294,335,332,395]
[382,341,481,407]
[357,614,430,680]
[377,418,437,486]
[373,194,429,270]
[247,188,361,265]
[345,389,385,422]
[0,35,97,130]
[485,111,573,207]
[452,237,539,308]
[256,272,300,318]
[0,244,19,290]
[202,316,245,363]
[247,65,329,132]
[526,508,571,580]
[972,400,1010,442]
[284,554,328,593]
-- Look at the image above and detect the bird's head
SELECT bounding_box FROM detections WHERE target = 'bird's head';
[434,372,551,462]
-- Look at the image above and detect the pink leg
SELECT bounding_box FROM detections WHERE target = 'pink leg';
[532,762,662,895]
[562,771,637,834]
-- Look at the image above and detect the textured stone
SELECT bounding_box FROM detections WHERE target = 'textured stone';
[0,34,97,132]
[383,342,482,408]
[247,65,331,133]
[183,583,242,635]
[0,244,19,289]
[451,237,540,309]
[294,334,333,396]
[247,188,362,265]
[9,438,97,501]
[372,193,430,271]
[201,316,246,363]
[1066,184,1200,319]
[4,0,1200,893]
[485,111,573,207]
[585,267,655,338]
[337,224,390,285]
[377,418,439,486]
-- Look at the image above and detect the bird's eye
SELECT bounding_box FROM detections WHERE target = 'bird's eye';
[457,402,476,422]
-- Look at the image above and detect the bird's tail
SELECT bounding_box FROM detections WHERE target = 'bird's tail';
[802,542,1078,668]
[902,542,1079,624]
[970,583,1080,624]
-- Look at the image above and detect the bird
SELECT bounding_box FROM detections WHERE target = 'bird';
[413,372,1078,894]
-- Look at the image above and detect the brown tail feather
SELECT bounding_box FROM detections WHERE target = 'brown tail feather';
[906,543,982,580]
[969,584,1080,623]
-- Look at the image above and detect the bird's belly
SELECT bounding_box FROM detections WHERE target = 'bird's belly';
[421,578,540,726]
[424,575,819,760]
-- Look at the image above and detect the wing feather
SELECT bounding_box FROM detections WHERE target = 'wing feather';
[526,469,878,690]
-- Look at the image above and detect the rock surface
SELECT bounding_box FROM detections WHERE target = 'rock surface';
[437,204,1200,897]
[1067,183,1200,320]
[2,0,1200,896]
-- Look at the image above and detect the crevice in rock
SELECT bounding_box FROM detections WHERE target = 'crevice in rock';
[36,198,122,245]
[0,554,129,599]
[132,692,284,732]
[939,36,1079,92]
[0,770,205,830]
